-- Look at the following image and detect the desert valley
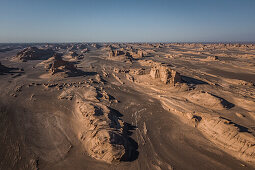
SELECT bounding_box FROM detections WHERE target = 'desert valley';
[0,43,255,170]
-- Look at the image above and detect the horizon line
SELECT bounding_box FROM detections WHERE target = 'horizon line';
[1,41,255,44]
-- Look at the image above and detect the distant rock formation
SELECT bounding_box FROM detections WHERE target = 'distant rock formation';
[79,44,88,50]
[15,47,54,62]
[81,48,88,53]
[131,49,144,59]
[108,49,133,63]
[109,50,125,58]
[70,51,79,58]
[150,63,181,85]
[68,51,84,60]
[45,53,80,77]
[91,43,101,49]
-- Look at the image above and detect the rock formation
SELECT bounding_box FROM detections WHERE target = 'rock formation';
[45,53,80,77]
[197,116,255,164]
[15,47,54,62]
[186,91,234,110]
[206,56,219,61]
[150,63,181,85]
[131,49,144,58]
[59,87,135,163]
[109,50,125,58]
[76,101,128,163]
[70,51,78,58]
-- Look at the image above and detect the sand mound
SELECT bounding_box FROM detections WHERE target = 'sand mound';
[186,91,234,110]
[15,47,54,62]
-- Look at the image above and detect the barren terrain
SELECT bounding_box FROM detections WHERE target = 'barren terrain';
[0,43,255,170]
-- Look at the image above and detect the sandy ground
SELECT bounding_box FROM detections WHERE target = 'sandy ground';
[0,43,255,170]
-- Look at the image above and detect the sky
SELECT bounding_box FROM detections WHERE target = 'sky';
[0,0,255,43]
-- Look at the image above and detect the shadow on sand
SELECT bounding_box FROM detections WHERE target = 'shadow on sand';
[109,108,139,162]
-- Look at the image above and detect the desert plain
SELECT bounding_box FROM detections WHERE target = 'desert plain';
[0,43,255,170]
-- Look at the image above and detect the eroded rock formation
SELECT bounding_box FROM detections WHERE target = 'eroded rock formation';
[197,116,255,163]
[76,101,128,163]
[45,53,80,77]
[15,47,54,62]
[109,50,125,58]
[150,63,181,85]
[59,87,136,163]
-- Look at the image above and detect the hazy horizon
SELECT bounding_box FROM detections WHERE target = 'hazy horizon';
[1,0,255,43]
[1,41,255,44]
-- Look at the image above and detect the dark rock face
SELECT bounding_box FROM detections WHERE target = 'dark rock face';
[16,47,54,62]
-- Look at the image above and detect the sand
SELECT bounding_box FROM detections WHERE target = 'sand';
[0,43,255,170]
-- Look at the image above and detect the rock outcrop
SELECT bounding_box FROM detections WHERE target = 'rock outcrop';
[197,116,255,164]
[206,56,219,61]
[186,91,234,110]
[45,53,80,77]
[132,49,144,58]
[15,47,54,62]
[150,63,181,85]
[108,49,133,63]
[70,51,79,58]
[59,87,136,163]
[109,50,125,58]
[76,101,128,163]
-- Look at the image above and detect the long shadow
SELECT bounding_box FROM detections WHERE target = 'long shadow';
[121,122,139,162]
[0,48,12,53]
[67,70,97,77]
[0,63,23,75]
[210,93,235,109]
[219,117,251,133]
[108,108,139,162]
[181,75,208,85]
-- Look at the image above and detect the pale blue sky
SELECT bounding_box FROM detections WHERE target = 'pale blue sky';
[0,0,255,43]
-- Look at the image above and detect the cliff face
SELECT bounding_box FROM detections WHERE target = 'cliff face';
[150,63,181,85]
